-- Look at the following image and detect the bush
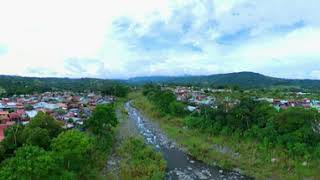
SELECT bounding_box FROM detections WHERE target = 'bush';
[51,130,94,173]
[0,145,74,180]
[118,137,166,180]
[184,116,203,129]
[169,101,186,116]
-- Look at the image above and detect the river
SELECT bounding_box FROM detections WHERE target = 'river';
[125,102,253,180]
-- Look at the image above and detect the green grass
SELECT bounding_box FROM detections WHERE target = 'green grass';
[117,137,166,180]
[129,92,320,180]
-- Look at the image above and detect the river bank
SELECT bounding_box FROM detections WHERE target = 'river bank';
[125,101,250,180]
[129,92,320,180]
[103,100,166,179]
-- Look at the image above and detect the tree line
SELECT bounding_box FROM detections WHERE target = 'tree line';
[0,75,129,97]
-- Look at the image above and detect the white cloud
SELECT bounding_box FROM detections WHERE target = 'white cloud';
[0,0,319,79]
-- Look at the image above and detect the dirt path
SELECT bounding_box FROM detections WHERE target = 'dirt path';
[103,107,140,179]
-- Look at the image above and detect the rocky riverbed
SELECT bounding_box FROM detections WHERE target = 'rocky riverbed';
[125,102,252,180]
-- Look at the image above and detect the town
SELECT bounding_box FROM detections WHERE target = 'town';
[0,91,115,141]
[170,86,320,113]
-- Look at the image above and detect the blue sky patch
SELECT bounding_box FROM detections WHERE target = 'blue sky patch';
[0,45,8,55]
[216,28,252,45]
[271,20,305,33]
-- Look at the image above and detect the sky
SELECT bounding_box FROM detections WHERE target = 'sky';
[0,0,320,79]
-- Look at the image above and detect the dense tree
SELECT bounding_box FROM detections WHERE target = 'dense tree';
[0,145,74,180]
[21,127,51,149]
[0,113,63,160]
[169,101,186,116]
[142,83,160,96]
[28,112,63,138]
[0,75,122,96]
[102,84,130,97]
[51,130,95,178]
[85,104,117,137]
[179,94,320,157]
[272,107,320,148]
[146,90,177,115]
[1,124,24,156]
[0,108,117,179]
[0,86,6,97]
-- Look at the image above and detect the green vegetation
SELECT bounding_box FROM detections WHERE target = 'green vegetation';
[0,86,6,96]
[131,89,320,179]
[142,84,186,116]
[105,100,166,180]
[102,84,130,98]
[117,137,166,180]
[0,104,118,179]
[0,75,129,97]
[0,145,73,180]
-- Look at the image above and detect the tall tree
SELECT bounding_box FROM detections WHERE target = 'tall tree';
[85,104,117,137]
[0,145,74,180]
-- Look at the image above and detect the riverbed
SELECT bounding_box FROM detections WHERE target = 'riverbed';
[125,102,252,180]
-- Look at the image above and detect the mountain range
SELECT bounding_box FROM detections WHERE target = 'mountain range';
[1,72,320,94]
[127,72,320,89]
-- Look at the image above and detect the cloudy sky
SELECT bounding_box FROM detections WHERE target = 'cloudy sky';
[0,0,320,79]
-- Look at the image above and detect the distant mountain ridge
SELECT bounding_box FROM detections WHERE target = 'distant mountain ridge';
[1,72,320,92]
[128,72,320,89]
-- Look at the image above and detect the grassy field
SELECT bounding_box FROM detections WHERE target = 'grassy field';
[128,92,320,180]
[105,98,166,180]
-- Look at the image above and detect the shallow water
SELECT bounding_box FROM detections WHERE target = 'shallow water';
[125,102,253,180]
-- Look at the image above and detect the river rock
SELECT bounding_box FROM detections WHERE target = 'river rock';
[107,161,116,166]
[233,168,243,174]
[194,170,208,179]
[302,161,307,166]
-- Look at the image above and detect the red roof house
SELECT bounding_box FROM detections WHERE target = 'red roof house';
[9,112,21,122]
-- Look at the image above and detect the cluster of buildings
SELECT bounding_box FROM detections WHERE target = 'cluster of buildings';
[261,98,320,112]
[171,86,233,112]
[172,86,226,106]
[173,87,215,107]
[0,92,115,141]
[171,86,320,113]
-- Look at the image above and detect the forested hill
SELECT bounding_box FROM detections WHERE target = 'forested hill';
[128,72,320,89]
[0,75,125,95]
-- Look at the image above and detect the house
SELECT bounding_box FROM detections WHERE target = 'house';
[17,109,28,121]
[96,98,111,105]
[34,102,59,111]
[273,99,281,106]
[9,112,21,122]
[34,102,48,109]
[16,103,24,109]
[0,111,10,124]
[187,106,197,112]
[0,111,15,141]
[57,103,68,110]
[6,102,17,110]
[26,110,38,119]
[0,103,5,110]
